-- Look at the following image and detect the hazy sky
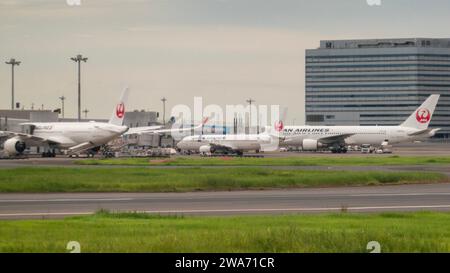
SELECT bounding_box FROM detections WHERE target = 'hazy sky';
[1,0,450,123]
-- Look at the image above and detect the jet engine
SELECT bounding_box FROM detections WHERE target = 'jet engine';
[302,139,323,151]
[199,145,215,155]
[3,138,26,156]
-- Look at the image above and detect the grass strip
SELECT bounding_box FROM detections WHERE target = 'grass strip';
[0,167,445,192]
[1,211,450,253]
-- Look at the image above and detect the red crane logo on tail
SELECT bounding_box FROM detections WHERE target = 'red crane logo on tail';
[274,121,284,132]
[416,108,431,124]
[116,103,125,118]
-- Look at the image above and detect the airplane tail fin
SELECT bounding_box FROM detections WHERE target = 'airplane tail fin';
[264,106,287,135]
[109,87,129,126]
[261,120,285,137]
[190,117,209,132]
[400,94,440,130]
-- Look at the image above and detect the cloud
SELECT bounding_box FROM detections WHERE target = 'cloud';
[0,22,315,121]
[1,0,450,122]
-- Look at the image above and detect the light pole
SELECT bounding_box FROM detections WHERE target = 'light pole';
[70,54,88,121]
[246,98,255,133]
[5,58,21,110]
[161,97,167,125]
[83,108,89,119]
[59,95,66,118]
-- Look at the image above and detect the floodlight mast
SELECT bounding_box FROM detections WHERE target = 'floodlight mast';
[70,54,88,121]
[161,97,167,125]
[5,58,21,110]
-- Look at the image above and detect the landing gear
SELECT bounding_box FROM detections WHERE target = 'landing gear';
[99,145,114,158]
[330,146,348,154]
[42,151,56,158]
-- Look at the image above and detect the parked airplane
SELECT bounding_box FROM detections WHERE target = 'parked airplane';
[280,94,441,153]
[176,127,280,156]
[123,117,209,137]
[0,88,209,157]
[1,89,131,157]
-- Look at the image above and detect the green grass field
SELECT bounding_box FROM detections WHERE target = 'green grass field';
[0,167,445,192]
[1,211,450,253]
[78,155,450,167]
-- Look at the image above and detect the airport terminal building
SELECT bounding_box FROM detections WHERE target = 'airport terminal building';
[305,38,450,138]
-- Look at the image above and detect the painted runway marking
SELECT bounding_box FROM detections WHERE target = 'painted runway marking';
[1,193,450,203]
[0,198,134,203]
[1,204,450,217]
[348,193,450,197]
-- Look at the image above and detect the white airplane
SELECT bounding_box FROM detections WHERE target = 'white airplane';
[0,88,209,157]
[123,117,209,137]
[1,89,131,157]
[176,127,280,156]
[280,94,441,153]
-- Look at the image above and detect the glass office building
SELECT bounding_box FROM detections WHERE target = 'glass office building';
[306,38,450,138]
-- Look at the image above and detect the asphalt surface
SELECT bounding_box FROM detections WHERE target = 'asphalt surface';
[1,183,450,219]
[0,142,449,219]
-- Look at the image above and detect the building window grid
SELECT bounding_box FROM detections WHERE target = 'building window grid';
[306,46,450,137]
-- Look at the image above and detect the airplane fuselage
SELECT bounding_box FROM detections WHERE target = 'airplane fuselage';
[281,125,436,147]
[27,122,128,148]
[1,88,130,156]
[177,134,272,152]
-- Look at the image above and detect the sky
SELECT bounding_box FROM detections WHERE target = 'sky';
[1,0,450,123]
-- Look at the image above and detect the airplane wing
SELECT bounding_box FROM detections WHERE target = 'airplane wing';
[283,133,355,145]
[123,117,209,136]
[123,125,164,136]
[0,131,56,144]
[122,125,194,136]
[150,124,203,135]
[0,131,76,148]
[316,133,355,144]
[67,142,98,154]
